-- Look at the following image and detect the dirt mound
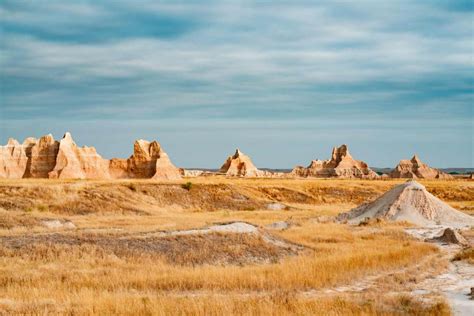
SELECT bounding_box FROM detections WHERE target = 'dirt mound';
[291,144,379,179]
[0,223,301,266]
[337,180,474,228]
[389,155,453,179]
[429,228,469,246]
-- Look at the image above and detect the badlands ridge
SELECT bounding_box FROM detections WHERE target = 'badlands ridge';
[0,132,454,180]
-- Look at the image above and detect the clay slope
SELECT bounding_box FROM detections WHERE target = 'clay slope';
[291,144,379,179]
[219,149,268,177]
[0,133,181,180]
[389,155,453,179]
[337,180,474,228]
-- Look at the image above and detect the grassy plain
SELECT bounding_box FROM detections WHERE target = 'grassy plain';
[0,178,472,315]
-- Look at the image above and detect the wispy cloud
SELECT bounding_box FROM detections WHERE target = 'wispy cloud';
[0,0,472,167]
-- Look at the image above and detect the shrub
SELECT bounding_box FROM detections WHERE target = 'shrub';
[181,182,193,191]
[37,204,49,212]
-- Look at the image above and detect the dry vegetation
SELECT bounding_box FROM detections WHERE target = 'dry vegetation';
[0,178,471,315]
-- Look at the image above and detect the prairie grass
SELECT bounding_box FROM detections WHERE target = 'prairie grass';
[0,178,466,315]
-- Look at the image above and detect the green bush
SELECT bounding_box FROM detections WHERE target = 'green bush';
[181,182,193,191]
[37,204,49,212]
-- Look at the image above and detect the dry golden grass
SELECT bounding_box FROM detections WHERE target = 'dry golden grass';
[452,247,474,264]
[0,178,468,315]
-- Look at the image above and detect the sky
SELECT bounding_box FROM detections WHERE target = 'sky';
[0,0,472,168]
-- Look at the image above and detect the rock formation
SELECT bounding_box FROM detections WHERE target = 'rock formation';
[0,138,29,178]
[109,139,181,180]
[389,155,453,179]
[291,144,379,179]
[25,134,60,178]
[429,228,469,246]
[219,149,266,177]
[180,169,205,177]
[337,180,474,228]
[0,133,181,180]
[48,133,110,179]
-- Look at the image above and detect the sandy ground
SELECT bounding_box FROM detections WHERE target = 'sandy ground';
[405,227,474,315]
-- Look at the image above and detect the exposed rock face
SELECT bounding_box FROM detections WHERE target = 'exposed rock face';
[219,149,266,177]
[0,133,181,180]
[108,159,129,179]
[180,169,205,177]
[151,148,182,180]
[389,155,453,179]
[0,139,29,178]
[291,145,379,179]
[109,139,181,180]
[48,133,110,179]
[337,180,474,228]
[429,228,469,246]
[26,135,60,178]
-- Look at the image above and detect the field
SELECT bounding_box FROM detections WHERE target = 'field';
[0,178,472,315]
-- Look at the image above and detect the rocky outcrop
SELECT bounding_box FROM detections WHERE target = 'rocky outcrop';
[429,228,469,246]
[109,139,181,180]
[180,169,205,177]
[389,155,453,179]
[219,149,267,177]
[337,180,474,228]
[0,138,29,178]
[25,135,60,178]
[0,133,181,180]
[48,133,110,179]
[291,145,379,179]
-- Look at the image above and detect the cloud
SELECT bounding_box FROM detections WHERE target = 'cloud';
[0,0,472,167]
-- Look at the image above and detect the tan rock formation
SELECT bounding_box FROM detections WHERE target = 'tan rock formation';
[110,139,181,180]
[0,138,29,178]
[219,149,266,177]
[26,134,59,178]
[291,145,379,179]
[48,133,110,179]
[389,155,453,179]
[337,180,474,228]
[109,159,129,179]
[0,133,180,180]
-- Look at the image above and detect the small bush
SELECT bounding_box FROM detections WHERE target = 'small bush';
[37,204,49,212]
[181,182,193,191]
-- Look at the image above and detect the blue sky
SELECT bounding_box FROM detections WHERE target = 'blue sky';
[0,0,472,168]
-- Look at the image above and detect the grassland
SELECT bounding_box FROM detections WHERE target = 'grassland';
[0,178,472,315]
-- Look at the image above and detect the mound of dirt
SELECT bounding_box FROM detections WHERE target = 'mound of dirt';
[0,223,302,266]
[429,228,469,246]
[337,180,474,228]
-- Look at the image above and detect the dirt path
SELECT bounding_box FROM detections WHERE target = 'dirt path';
[160,227,473,315]
[404,227,473,316]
